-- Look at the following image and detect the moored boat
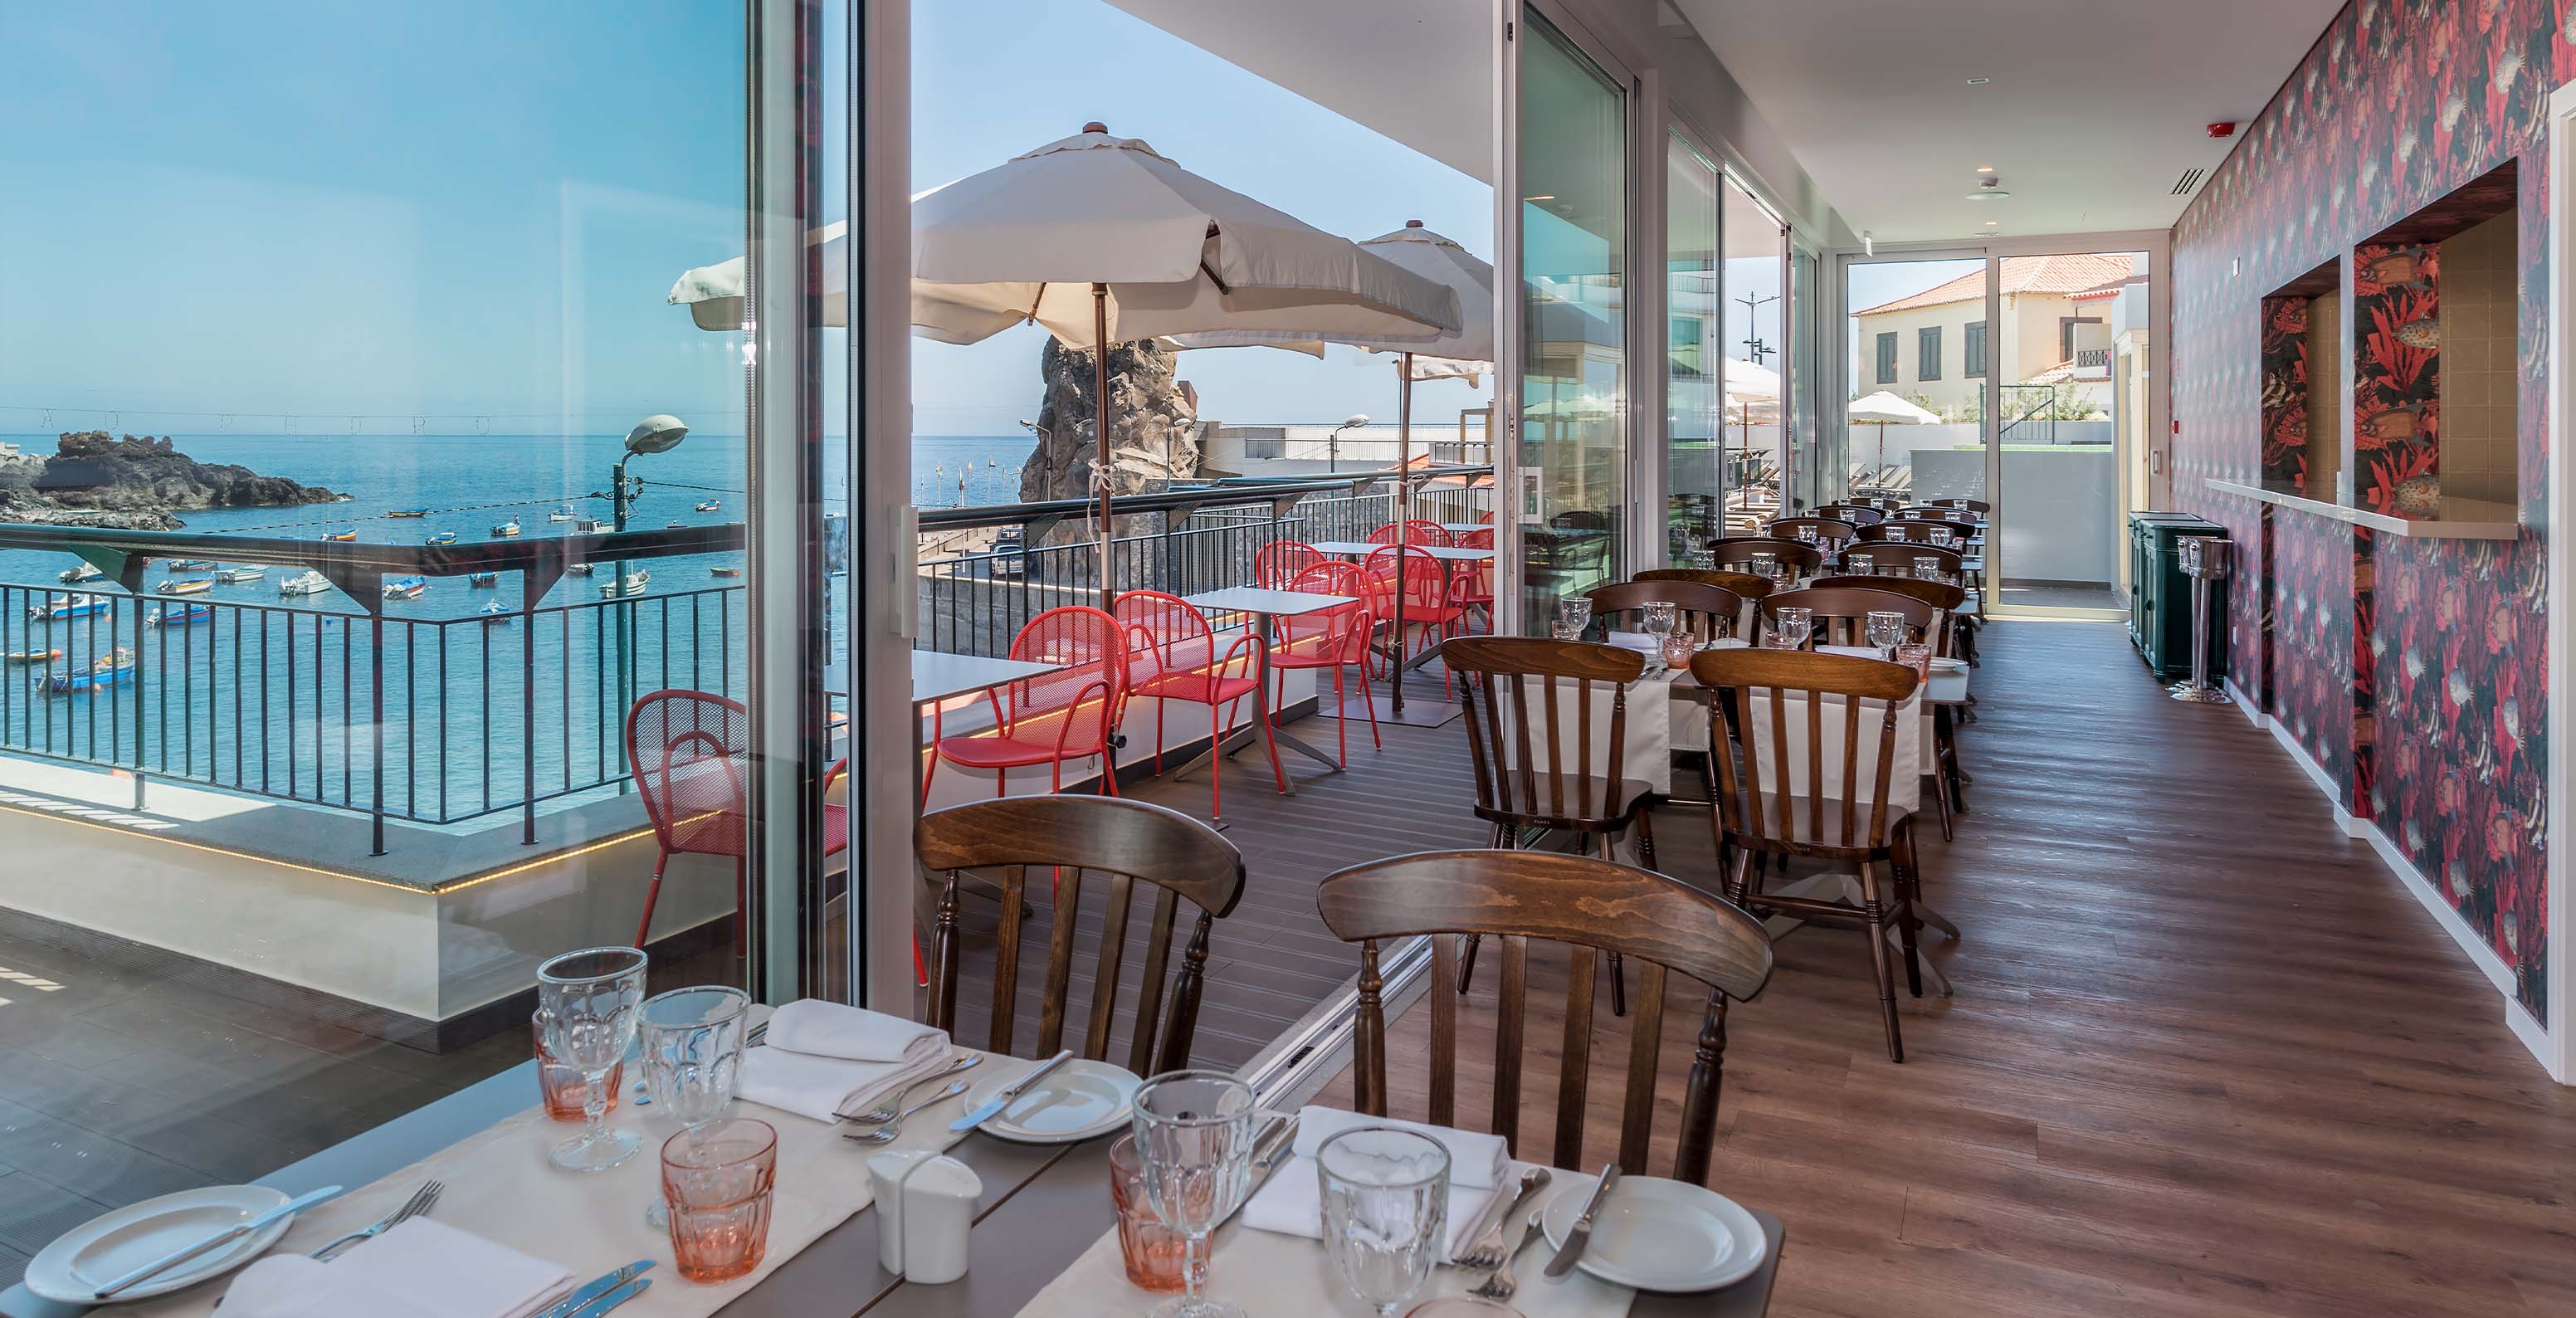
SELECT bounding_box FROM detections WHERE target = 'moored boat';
[39,647,136,695]
[278,569,330,598]
[695,500,720,513]
[58,564,103,584]
[322,530,359,542]
[479,600,513,625]
[155,577,212,596]
[387,509,427,518]
[149,603,212,627]
[601,569,651,598]
[567,562,596,576]
[548,504,578,522]
[165,559,218,573]
[382,575,427,600]
[491,520,520,537]
[28,594,110,622]
[710,566,742,578]
[5,647,61,664]
[215,565,267,583]
[426,530,459,546]
[466,571,499,588]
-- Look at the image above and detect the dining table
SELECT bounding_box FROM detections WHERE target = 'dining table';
[1170,586,1357,793]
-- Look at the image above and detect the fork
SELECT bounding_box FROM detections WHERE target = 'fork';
[841,1053,981,1124]
[1466,1213,1546,1302]
[841,1080,970,1145]
[310,1179,443,1262]
[1453,1167,1549,1272]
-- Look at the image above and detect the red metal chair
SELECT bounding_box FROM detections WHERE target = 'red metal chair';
[1447,527,1494,632]
[627,691,848,956]
[1256,540,1325,589]
[927,606,1129,799]
[1365,544,1466,697]
[1275,562,1380,764]
[1113,590,1282,817]
[1367,520,1453,547]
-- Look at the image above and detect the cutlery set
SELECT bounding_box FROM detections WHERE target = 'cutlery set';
[1463,1160,1618,1301]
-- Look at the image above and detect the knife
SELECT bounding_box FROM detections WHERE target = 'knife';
[949,1047,1074,1131]
[566,1275,651,1317]
[91,1184,346,1299]
[1542,1163,1621,1279]
[534,1261,654,1318]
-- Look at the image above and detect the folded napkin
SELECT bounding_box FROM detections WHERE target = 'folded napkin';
[1242,1108,1511,1264]
[1290,1106,1510,1189]
[1818,643,1884,660]
[739,1000,952,1123]
[1602,631,1661,657]
[220,1219,573,1318]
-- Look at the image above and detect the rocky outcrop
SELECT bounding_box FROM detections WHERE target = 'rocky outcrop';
[1021,339,1200,503]
[0,432,344,529]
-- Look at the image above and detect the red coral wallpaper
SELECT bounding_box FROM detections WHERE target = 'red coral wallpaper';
[2259,296,2314,493]
[2171,0,2560,1019]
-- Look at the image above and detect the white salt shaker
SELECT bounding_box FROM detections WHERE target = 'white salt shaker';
[897,1155,980,1284]
[865,1150,938,1275]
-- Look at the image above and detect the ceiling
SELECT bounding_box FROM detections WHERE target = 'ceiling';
[1671,0,2344,243]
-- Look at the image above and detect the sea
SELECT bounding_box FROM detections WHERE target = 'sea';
[0,431,1035,828]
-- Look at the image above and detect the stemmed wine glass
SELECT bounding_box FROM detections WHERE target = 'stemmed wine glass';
[1639,602,1677,670]
[1768,605,1813,652]
[1130,1071,1257,1318]
[1316,1128,1450,1317]
[536,947,650,1173]
[1865,610,1906,658]
[639,985,749,1226]
[1553,597,1593,642]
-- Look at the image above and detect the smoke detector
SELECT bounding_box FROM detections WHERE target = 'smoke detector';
[1964,176,2012,202]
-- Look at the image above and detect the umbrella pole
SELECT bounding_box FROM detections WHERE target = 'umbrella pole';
[1393,353,1410,716]
[1093,282,1114,612]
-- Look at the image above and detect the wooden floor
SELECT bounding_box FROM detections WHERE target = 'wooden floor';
[1317,621,2576,1318]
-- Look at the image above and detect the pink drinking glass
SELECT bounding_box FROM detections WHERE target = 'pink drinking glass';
[1109,1133,1189,1293]
[1895,642,1934,681]
[534,1018,622,1123]
[662,1117,778,1282]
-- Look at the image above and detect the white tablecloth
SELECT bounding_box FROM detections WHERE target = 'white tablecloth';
[1668,652,1925,814]
[1495,676,1673,795]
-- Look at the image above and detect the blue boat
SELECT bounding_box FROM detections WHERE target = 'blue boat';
[467,572,499,588]
[426,530,459,546]
[39,647,135,696]
[150,603,212,627]
[490,520,520,538]
[382,576,428,601]
[28,594,110,623]
[479,600,513,625]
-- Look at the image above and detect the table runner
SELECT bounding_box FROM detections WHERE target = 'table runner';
[1011,1169,1635,1318]
[120,1047,1036,1318]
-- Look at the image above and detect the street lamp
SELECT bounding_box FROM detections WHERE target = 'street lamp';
[1328,413,1368,474]
[611,415,687,776]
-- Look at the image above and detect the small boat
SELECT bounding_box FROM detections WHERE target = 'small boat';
[666,521,685,530]
[601,569,651,598]
[695,500,720,513]
[426,530,458,546]
[548,504,578,522]
[387,509,427,519]
[278,569,331,598]
[491,520,520,537]
[58,564,103,584]
[41,647,136,695]
[322,530,358,543]
[479,600,513,625]
[382,576,427,601]
[215,565,267,583]
[5,647,61,664]
[466,571,499,588]
[29,594,110,622]
[710,566,742,578]
[149,603,212,627]
[156,578,212,597]
[165,559,218,573]
[566,562,596,576]
[574,518,607,535]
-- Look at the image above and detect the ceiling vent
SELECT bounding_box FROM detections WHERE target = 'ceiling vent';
[2171,167,2206,197]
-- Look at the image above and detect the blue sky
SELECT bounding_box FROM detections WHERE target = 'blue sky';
[0,0,1494,443]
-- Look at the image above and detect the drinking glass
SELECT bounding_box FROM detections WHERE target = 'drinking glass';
[1928,527,1955,547]
[1109,1133,1188,1293]
[1315,1128,1449,1318]
[534,946,649,1173]
[1866,610,1906,657]
[1554,598,1593,642]
[1769,605,1813,652]
[1747,552,1777,583]
[1895,642,1934,681]
[1913,554,1944,582]
[1793,525,1818,544]
[533,1018,621,1123]
[1129,1070,1256,1318]
[639,985,749,1227]
[661,1116,777,1282]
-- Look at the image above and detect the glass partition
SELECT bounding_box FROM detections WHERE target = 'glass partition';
[1788,245,1822,506]
[1720,176,1784,527]
[1517,11,1629,622]
[1666,134,1725,554]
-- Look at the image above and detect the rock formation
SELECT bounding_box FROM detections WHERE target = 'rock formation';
[1021,339,1200,503]
[0,432,344,530]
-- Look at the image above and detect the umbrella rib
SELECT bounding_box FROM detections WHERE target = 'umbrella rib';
[1022,281,1050,326]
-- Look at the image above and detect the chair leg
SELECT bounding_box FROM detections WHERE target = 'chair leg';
[1329,668,1349,767]
[634,852,669,949]
[1930,770,1954,841]
[1858,863,1905,1062]
[1456,823,1508,994]
[1597,833,1628,1018]
[1154,700,1167,774]
[920,749,939,808]
[1358,661,1382,748]
[1721,845,1754,906]
[1892,827,1927,998]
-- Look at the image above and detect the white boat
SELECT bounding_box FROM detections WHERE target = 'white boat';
[694,499,720,513]
[215,565,267,583]
[479,600,513,625]
[58,564,103,584]
[155,577,212,597]
[548,504,578,522]
[491,519,521,537]
[279,570,330,598]
[382,576,427,600]
[601,569,651,598]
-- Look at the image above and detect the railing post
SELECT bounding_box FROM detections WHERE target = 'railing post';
[130,596,145,804]
[523,596,539,846]
[371,612,387,856]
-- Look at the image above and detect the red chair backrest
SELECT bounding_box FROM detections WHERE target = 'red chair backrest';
[1365,545,1450,612]
[1286,562,1374,658]
[1111,590,1213,680]
[1003,606,1128,747]
[627,690,750,859]
[1256,541,1324,589]
[1404,520,1453,546]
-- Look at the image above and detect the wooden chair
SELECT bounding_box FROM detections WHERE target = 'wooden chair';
[1635,567,1773,602]
[1759,585,1941,651]
[1689,647,1925,1061]
[1808,576,1964,653]
[1839,542,1962,579]
[1859,519,1973,549]
[1766,516,1860,550]
[1897,506,1982,530]
[1813,503,1887,527]
[1439,636,1661,1014]
[917,795,1245,1072]
[1924,497,1990,515]
[1709,537,1822,578]
[1584,578,1745,643]
[1781,579,1968,837]
[1317,850,1772,1183]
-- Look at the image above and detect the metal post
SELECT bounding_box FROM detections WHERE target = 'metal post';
[1093,283,1115,612]
[610,454,634,793]
[2170,536,2231,703]
[1391,354,1411,717]
[371,612,386,855]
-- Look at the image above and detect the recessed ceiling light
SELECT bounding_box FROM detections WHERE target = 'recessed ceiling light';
[1984,220,1998,226]
[1964,190,2013,201]
[1976,165,1996,173]
[1965,77,1991,85]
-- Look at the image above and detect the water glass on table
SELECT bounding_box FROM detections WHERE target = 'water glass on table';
[534,946,649,1173]
[639,985,750,1228]
[1552,597,1593,643]
[1767,605,1812,652]
[1913,554,1946,583]
[1747,551,1777,584]
[1109,1133,1188,1293]
[1315,1127,1451,1318]
[534,1018,621,1123]
[662,1116,778,1282]
[1865,610,1907,657]
[1131,1070,1257,1318]
[1895,642,1934,681]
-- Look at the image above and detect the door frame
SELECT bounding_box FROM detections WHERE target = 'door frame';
[2537,76,2576,1080]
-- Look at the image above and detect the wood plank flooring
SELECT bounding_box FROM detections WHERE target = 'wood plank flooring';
[1315,620,2576,1317]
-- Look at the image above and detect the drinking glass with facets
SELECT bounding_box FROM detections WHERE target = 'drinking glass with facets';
[1866,610,1906,657]
[1316,1128,1450,1318]
[1130,1071,1256,1318]
[639,985,749,1226]
[1769,605,1812,652]
[534,946,649,1173]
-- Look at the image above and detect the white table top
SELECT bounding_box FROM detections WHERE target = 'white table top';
[1437,521,1490,534]
[1307,540,1495,562]
[1181,586,1355,618]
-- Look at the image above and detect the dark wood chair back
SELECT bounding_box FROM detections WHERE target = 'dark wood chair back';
[916,796,1245,1073]
[1759,585,1943,649]
[1856,519,1969,547]
[1813,503,1887,527]
[1637,567,1773,602]
[1809,574,1965,615]
[1585,579,1745,642]
[1838,542,1963,577]
[1897,505,1982,528]
[1688,647,1919,852]
[1440,636,1645,830]
[1925,497,1991,515]
[1317,850,1772,1183]
[1766,516,1859,546]
[1709,537,1822,576]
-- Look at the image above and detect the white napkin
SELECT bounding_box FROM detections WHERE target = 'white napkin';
[1242,1107,1511,1264]
[739,1001,952,1122]
[218,1218,573,1318]
[1602,631,1660,657]
[1290,1106,1510,1189]
[1818,643,1883,660]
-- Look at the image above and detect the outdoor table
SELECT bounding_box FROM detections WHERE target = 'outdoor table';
[1174,586,1355,793]
[1305,539,1494,563]
[1436,520,1490,535]
[822,650,1062,704]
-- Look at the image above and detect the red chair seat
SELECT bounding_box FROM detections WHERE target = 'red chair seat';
[1134,669,1261,704]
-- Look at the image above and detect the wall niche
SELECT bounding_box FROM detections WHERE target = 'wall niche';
[2259,260,2341,500]
[2351,159,2518,520]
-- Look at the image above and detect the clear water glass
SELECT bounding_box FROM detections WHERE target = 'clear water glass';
[1913,554,1944,582]
[1769,605,1813,652]
[1130,1071,1256,1318]
[1554,598,1593,642]
[639,985,749,1226]
[1866,610,1906,657]
[535,946,649,1173]
[1747,552,1777,583]
[1315,1128,1450,1318]
[1793,525,1817,544]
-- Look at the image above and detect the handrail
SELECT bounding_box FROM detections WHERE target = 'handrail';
[914,464,1492,532]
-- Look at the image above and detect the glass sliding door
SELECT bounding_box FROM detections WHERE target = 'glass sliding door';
[1666,134,1724,552]
[1846,254,1990,506]
[1988,249,2149,615]
[1517,10,1628,622]
[1720,177,1784,528]
[1788,245,1822,506]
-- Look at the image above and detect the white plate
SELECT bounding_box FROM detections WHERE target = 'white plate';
[1539,1175,1766,1292]
[25,1184,297,1305]
[1928,657,1969,673]
[961,1058,1139,1143]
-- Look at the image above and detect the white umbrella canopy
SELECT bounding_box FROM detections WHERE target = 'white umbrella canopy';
[1847,389,1939,425]
[1722,358,1783,403]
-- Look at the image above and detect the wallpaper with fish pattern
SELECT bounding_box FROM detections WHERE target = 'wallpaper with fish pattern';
[2171,0,2559,1019]
[2260,296,2315,493]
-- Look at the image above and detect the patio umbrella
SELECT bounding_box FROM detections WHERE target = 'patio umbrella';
[673,124,1459,606]
[1847,389,1939,490]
